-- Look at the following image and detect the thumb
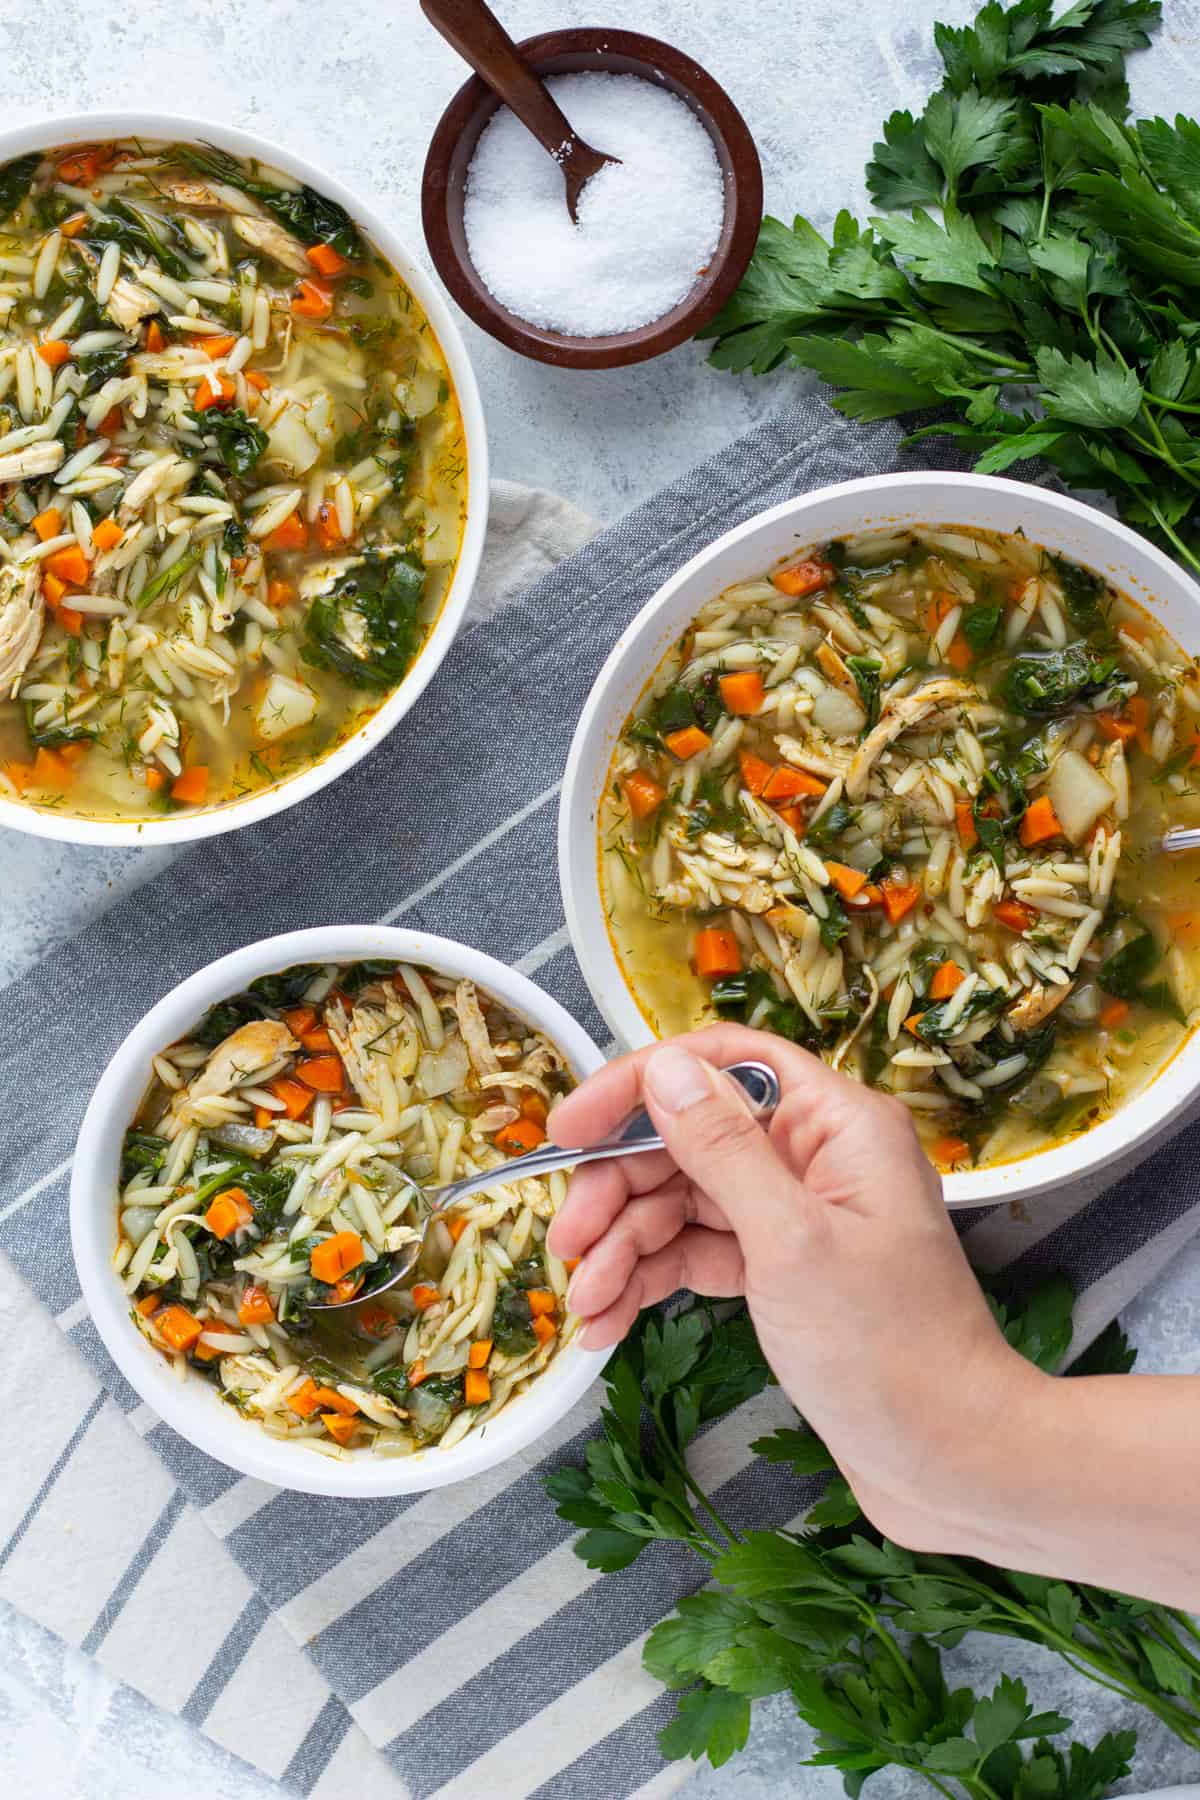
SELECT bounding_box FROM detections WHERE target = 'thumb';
[641,1045,803,1255]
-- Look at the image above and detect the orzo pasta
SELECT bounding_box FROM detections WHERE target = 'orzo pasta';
[600,525,1200,1171]
[0,139,465,821]
[117,961,577,1457]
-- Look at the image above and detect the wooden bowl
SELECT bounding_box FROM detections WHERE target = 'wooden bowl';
[421,27,763,370]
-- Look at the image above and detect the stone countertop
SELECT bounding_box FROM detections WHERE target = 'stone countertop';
[1,0,1199,1794]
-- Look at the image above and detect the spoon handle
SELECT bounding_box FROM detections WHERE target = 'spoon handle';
[420,0,581,163]
[433,1060,782,1210]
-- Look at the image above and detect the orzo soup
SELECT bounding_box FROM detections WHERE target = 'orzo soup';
[117,960,577,1457]
[600,526,1200,1171]
[0,138,466,821]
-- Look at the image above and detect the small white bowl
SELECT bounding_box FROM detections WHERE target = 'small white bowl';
[559,471,1200,1210]
[0,113,489,848]
[71,926,608,1497]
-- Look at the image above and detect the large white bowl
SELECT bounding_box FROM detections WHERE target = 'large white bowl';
[0,114,489,847]
[70,927,609,1497]
[560,472,1200,1209]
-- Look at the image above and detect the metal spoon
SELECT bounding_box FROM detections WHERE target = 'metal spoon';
[320,1059,781,1309]
[1163,827,1200,854]
[419,0,620,221]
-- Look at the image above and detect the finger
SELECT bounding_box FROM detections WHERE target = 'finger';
[577,1228,746,1348]
[565,1181,716,1316]
[548,1022,812,1149]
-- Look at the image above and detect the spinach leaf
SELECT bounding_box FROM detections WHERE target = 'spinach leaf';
[177,143,362,259]
[818,894,849,951]
[239,1163,294,1233]
[1099,932,1187,1023]
[961,602,1003,652]
[1000,643,1130,715]
[88,198,191,279]
[120,1131,168,1184]
[76,346,128,395]
[24,702,95,749]
[492,1281,537,1356]
[302,551,425,691]
[685,769,743,839]
[247,963,325,1007]
[836,574,870,629]
[845,654,881,730]
[973,802,1007,875]
[1050,554,1107,632]
[187,407,268,479]
[712,967,821,1049]
[0,153,38,221]
[338,959,398,996]
[804,799,853,851]
[223,515,249,558]
[913,985,1004,1043]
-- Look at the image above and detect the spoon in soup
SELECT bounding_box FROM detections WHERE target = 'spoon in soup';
[1163,827,1200,853]
[318,1059,780,1309]
[419,0,620,221]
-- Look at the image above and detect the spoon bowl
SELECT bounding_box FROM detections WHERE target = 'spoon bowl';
[421,27,763,369]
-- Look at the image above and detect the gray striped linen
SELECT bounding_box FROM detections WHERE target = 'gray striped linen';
[3,396,1200,1797]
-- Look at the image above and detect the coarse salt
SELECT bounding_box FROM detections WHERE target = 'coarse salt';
[463,72,726,338]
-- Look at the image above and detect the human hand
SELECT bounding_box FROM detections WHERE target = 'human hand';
[546,1025,1045,1550]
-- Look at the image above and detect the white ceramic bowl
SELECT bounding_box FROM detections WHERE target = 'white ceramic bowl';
[560,471,1200,1209]
[0,113,489,847]
[71,927,608,1496]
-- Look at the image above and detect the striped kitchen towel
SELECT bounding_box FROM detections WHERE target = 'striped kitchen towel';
[3,395,1200,1800]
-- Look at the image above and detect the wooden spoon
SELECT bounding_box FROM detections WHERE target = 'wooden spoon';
[420,0,620,221]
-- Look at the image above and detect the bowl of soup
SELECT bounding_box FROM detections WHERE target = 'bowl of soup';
[560,473,1200,1207]
[71,926,609,1496]
[0,115,487,844]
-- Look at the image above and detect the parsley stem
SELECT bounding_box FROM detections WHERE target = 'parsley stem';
[1146,391,1200,416]
[1148,503,1200,580]
[650,1399,741,1550]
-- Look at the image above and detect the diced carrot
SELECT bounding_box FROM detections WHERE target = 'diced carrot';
[32,507,62,541]
[825,861,868,901]
[494,1116,547,1154]
[91,516,123,551]
[45,543,90,585]
[1099,997,1131,1030]
[930,1135,971,1170]
[37,339,71,367]
[446,1214,469,1243]
[905,1013,926,1036]
[773,803,806,834]
[762,763,826,803]
[771,558,834,597]
[59,211,89,237]
[946,633,973,671]
[238,1285,275,1326]
[922,590,959,636]
[156,1304,203,1353]
[464,1369,491,1407]
[880,878,920,924]
[244,369,270,392]
[144,319,165,352]
[1166,910,1200,948]
[57,146,112,186]
[193,372,236,412]
[96,405,123,439]
[296,1053,345,1092]
[312,1385,358,1416]
[41,570,68,608]
[468,1340,493,1369]
[1019,795,1063,847]
[192,332,238,359]
[32,747,73,788]
[994,898,1036,933]
[310,1231,364,1284]
[192,1327,223,1364]
[1126,694,1152,754]
[266,578,296,609]
[306,242,349,277]
[738,749,773,796]
[1096,711,1137,744]
[321,1412,359,1446]
[954,801,978,850]
[662,725,711,761]
[520,1092,549,1126]
[407,1359,427,1386]
[314,502,344,551]
[288,1379,322,1417]
[331,1271,364,1302]
[357,1302,396,1339]
[292,277,334,318]
[410,1283,441,1310]
[57,604,83,635]
[622,769,666,819]
[694,926,742,979]
[171,765,209,805]
[929,960,965,1000]
[531,1313,556,1345]
[282,1003,318,1036]
[719,670,765,715]
[527,1289,557,1318]
[264,512,308,553]
[205,1186,253,1240]
[269,1075,314,1119]
[299,1026,336,1052]
[253,1104,273,1129]
[135,1293,161,1317]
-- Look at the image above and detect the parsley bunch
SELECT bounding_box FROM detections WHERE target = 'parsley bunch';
[701,0,1200,576]
[546,1280,1200,1791]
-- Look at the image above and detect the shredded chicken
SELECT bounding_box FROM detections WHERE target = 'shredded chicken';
[0,562,44,692]
[190,1020,298,1098]
[0,438,64,484]
[845,677,976,801]
[326,995,420,1111]
[1006,981,1072,1031]
[162,177,257,215]
[814,636,858,698]
[454,980,500,1076]
[72,241,161,331]
[233,213,312,276]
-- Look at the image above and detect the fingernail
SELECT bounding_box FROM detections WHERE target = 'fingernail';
[645,1045,712,1114]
